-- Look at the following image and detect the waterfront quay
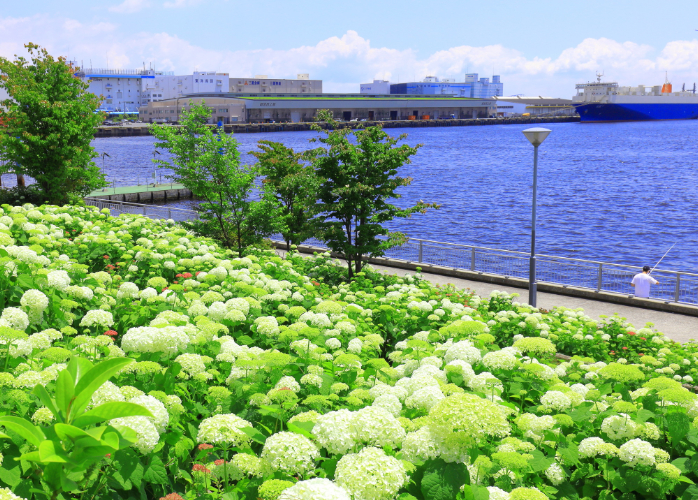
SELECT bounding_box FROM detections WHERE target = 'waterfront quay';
[95,115,579,137]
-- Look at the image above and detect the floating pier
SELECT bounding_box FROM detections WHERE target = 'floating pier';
[88,183,193,203]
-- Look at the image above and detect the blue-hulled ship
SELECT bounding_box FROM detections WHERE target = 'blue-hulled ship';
[573,74,698,122]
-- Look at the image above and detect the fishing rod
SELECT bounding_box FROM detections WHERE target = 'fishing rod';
[650,242,677,274]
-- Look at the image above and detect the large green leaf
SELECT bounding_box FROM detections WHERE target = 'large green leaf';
[143,455,169,485]
[71,358,134,419]
[66,356,93,386]
[38,440,69,463]
[54,423,100,448]
[668,412,691,444]
[72,401,152,428]
[420,459,469,500]
[31,385,59,421]
[113,448,144,489]
[55,369,76,419]
[0,416,46,447]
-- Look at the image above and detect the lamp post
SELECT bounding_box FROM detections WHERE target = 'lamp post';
[522,127,551,307]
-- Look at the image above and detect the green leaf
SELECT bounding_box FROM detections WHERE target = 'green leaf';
[38,440,69,463]
[667,412,691,444]
[54,423,100,447]
[528,449,555,473]
[31,385,59,421]
[143,455,169,485]
[460,485,490,500]
[0,460,21,487]
[71,358,135,419]
[239,426,267,445]
[287,421,315,439]
[55,369,75,419]
[72,402,153,428]
[112,448,144,489]
[420,459,468,500]
[0,416,46,447]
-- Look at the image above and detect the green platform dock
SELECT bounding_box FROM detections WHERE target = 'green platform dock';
[87,183,193,203]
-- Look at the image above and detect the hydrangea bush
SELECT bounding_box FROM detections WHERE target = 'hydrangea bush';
[0,203,697,500]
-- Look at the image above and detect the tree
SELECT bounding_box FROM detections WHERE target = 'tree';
[151,103,284,256]
[0,43,106,204]
[310,111,438,279]
[252,140,319,250]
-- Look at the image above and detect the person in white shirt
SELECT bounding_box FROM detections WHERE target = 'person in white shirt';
[631,266,659,298]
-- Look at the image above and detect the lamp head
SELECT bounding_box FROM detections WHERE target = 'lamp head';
[522,127,552,147]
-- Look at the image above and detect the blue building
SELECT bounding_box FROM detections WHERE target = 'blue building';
[390,74,502,98]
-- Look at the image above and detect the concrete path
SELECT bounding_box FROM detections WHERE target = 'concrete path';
[369,263,698,344]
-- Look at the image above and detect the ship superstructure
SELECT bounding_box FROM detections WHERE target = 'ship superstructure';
[573,73,698,121]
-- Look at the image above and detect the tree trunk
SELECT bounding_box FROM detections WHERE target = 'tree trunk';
[16,174,25,187]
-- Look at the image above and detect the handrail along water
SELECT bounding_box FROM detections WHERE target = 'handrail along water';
[84,197,698,306]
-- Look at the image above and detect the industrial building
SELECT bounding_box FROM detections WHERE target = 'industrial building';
[138,93,496,124]
[143,73,322,104]
[228,74,322,94]
[142,71,230,104]
[361,74,503,98]
[75,67,174,113]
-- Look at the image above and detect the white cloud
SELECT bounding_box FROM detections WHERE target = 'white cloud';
[109,0,150,14]
[2,16,697,97]
[163,0,202,8]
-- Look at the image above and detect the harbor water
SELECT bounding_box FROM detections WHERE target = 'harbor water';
[6,121,697,273]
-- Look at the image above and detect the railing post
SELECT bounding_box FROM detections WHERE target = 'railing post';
[168,208,172,219]
[597,263,603,292]
[143,206,146,215]
[418,240,423,263]
[470,247,476,271]
[675,273,681,303]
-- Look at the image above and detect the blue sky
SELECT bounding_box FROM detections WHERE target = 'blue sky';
[3,0,698,96]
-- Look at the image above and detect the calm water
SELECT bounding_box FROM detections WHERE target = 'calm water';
[6,122,696,272]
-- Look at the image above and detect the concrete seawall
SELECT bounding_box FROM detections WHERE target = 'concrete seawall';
[94,115,580,138]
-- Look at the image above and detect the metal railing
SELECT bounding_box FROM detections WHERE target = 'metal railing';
[84,197,698,306]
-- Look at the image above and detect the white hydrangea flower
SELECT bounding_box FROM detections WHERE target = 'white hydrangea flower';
[601,414,638,441]
[47,270,70,290]
[335,447,408,500]
[197,414,253,445]
[619,438,657,468]
[278,478,350,500]
[111,416,160,454]
[261,431,320,475]
[0,307,29,331]
[129,395,169,433]
[20,290,49,312]
[405,386,445,413]
[79,310,114,328]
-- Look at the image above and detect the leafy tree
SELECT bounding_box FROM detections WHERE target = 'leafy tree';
[252,140,319,250]
[151,103,284,256]
[0,43,107,204]
[310,110,438,279]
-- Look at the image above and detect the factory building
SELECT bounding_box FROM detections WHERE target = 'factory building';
[387,74,503,98]
[228,74,322,94]
[75,68,173,113]
[142,73,321,103]
[142,71,230,104]
[138,93,496,124]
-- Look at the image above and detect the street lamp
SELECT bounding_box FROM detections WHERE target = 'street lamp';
[522,127,551,307]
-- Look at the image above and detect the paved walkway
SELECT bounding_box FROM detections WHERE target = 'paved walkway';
[369,263,698,344]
